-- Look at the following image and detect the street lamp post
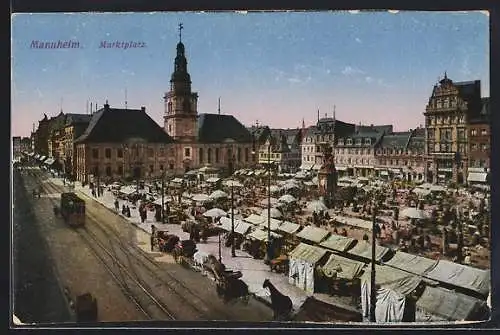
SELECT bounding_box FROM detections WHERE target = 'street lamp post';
[161,170,165,224]
[369,199,377,322]
[265,143,272,264]
[231,183,236,257]
[218,230,222,263]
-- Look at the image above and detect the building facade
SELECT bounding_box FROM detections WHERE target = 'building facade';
[374,128,425,182]
[12,137,21,160]
[300,115,356,172]
[467,97,490,184]
[334,125,391,178]
[74,104,176,183]
[424,74,484,184]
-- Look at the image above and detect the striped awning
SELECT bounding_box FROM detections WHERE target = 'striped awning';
[467,172,487,183]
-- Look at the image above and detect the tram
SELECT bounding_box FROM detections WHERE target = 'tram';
[60,192,86,227]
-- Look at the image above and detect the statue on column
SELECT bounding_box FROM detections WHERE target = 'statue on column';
[317,145,338,208]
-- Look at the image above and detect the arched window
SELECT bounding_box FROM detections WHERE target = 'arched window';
[207,148,212,163]
[245,148,249,162]
[199,148,204,164]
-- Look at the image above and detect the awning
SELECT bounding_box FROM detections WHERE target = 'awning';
[39,155,47,161]
[390,168,401,173]
[321,254,365,280]
[320,234,357,253]
[243,214,266,225]
[44,158,56,166]
[295,226,330,244]
[416,286,488,321]
[467,172,487,183]
[234,220,253,235]
[336,166,348,171]
[424,260,490,296]
[332,215,373,230]
[347,241,390,261]
[206,177,220,183]
[438,174,446,178]
[247,228,281,242]
[258,217,282,231]
[119,186,138,195]
[361,264,423,295]
[289,243,328,264]
[171,178,184,183]
[277,221,301,235]
[385,251,438,276]
[380,170,389,176]
[218,217,235,232]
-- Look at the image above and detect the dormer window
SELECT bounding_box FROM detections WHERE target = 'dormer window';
[346,139,352,145]
[338,139,344,146]
[365,138,371,145]
[355,139,362,146]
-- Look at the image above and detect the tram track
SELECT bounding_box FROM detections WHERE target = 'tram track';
[30,172,177,320]
[50,177,235,320]
[31,171,238,320]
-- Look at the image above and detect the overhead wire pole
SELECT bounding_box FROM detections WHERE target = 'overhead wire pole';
[265,142,272,264]
[231,182,236,257]
[369,197,377,322]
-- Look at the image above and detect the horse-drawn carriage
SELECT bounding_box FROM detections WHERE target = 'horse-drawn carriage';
[202,255,250,303]
[172,239,197,266]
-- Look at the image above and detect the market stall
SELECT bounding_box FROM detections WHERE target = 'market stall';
[288,243,329,294]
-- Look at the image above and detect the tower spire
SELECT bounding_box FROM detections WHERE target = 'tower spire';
[218,97,221,115]
[178,23,183,43]
[125,88,128,109]
[317,108,320,122]
[333,105,336,121]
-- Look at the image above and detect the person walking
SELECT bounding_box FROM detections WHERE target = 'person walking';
[151,225,157,251]
[114,199,119,212]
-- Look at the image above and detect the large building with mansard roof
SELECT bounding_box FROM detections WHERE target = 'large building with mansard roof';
[163,26,255,174]
[423,73,488,184]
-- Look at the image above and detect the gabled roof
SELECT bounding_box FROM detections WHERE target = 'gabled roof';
[378,132,412,149]
[64,114,92,126]
[407,128,425,151]
[198,114,252,143]
[75,105,174,144]
[304,126,317,138]
[247,125,271,144]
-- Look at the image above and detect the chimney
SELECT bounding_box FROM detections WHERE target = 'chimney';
[141,106,146,112]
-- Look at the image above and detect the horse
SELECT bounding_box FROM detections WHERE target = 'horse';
[263,278,293,320]
[217,279,250,305]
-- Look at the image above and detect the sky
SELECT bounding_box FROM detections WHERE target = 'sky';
[11,11,490,137]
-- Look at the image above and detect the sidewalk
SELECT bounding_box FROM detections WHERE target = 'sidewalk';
[53,179,360,314]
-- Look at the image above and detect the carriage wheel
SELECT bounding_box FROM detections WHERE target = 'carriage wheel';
[216,284,224,297]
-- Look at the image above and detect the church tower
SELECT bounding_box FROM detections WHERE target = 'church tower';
[164,24,199,142]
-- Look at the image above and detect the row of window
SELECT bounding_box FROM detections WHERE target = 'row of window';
[91,147,175,160]
[90,163,176,177]
[338,138,372,146]
[471,143,489,151]
[470,129,489,136]
[197,147,254,164]
[426,114,465,125]
[469,159,489,168]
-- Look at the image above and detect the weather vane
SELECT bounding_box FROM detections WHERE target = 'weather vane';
[178,23,183,42]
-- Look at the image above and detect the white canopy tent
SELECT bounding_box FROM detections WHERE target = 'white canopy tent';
[288,243,329,294]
